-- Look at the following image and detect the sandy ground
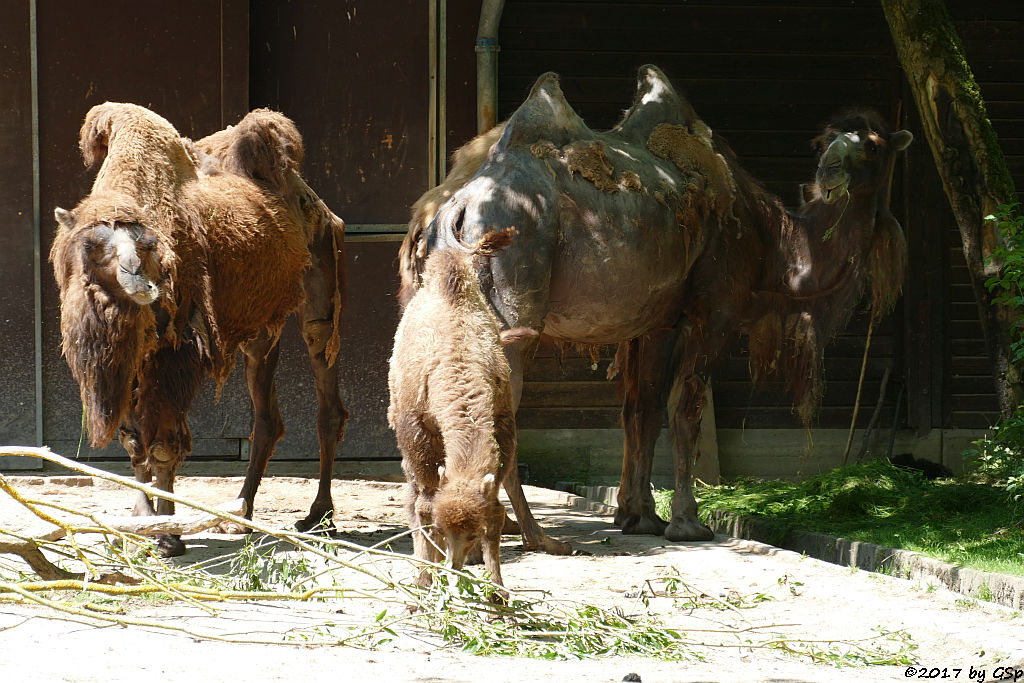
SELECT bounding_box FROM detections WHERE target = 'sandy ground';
[1,473,1022,683]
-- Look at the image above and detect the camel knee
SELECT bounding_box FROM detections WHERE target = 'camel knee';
[318,401,348,442]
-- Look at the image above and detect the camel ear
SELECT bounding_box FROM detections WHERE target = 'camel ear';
[54,207,75,231]
[890,130,913,152]
[438,465,447,484]
[499,327,539,346]
[480,473,496,496]
[798,183,817,206]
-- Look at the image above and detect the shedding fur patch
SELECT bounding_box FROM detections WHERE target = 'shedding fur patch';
[530,139,620,193]
[646,123,737,224]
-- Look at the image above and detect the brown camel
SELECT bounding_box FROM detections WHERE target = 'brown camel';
[399,65,911,543]
[51,103,347,555]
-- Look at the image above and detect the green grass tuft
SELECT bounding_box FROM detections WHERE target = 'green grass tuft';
[656,459,1024,576]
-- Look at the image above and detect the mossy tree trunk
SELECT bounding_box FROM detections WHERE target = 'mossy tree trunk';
[882,0,1022,417]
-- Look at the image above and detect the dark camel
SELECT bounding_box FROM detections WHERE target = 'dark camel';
[402,65,911,543]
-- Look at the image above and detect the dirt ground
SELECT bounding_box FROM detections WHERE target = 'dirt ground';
[1,472,1022,683]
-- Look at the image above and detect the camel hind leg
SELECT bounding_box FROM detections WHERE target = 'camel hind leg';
[496,371,571,557]
[295,222,348,532]
[228,333,285,533]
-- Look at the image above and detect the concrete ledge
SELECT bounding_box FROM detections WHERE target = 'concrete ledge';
[571,483,1024,611]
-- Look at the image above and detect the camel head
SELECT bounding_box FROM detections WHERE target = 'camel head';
[54,207,163,305]
[812,111,913,204]
[433,468,498,570]
[50,202,169,448]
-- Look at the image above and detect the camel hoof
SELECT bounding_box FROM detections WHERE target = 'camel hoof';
[618,513,669,537]
[501,513,521,536]
[664,519,715,542]
[156,534,186,557]
[540,537,573,556]
[212,520,250,535]
[295,509,335,534]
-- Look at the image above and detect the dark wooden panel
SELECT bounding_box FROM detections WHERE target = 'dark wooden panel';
[444,0,484,164]
[281,238,404,460]
[517,407,621,430]
[0,3,36,446]
[250,0,430,225]
[520,381,621,408]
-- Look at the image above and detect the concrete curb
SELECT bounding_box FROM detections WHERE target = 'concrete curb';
[569,483,1024,611]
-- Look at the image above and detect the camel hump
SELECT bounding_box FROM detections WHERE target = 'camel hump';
[501,71,590,148]
[80,102,182,168]
[214,109,305,194]
[614,65,701,143]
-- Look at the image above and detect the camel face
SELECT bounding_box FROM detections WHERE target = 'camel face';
[54,209,163,306]
[815,124,913,204]
[816,132,857,202]
[96,223,161,305]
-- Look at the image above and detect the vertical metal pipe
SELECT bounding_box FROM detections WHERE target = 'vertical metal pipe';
[476,0,504,134]
[438,0,446,174]
[30,0,43,447]
[428,0,439,186]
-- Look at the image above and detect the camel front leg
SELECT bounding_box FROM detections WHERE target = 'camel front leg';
[150,445,186,557]
[496,393,571,556]
[121,424,156,516]
[615,334,671,536]
[481,499,508,601]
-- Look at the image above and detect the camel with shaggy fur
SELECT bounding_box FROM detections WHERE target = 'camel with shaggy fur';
[400,65,912,543]
[389,229,546,589]
[51,103,347,556]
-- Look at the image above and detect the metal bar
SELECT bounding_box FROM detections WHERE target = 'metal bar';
[428,0,438,187]
[30,0,43,448]
[344,223,410,234]
[438,0,447,176]
[476,0,505,134]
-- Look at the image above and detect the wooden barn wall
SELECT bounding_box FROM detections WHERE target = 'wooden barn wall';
[0,0,484,468]
[248,0,482,461]
[499,0,907,432]
[0,2,37,467]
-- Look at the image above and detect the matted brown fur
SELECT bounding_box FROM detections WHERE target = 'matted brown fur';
[52,103,310,453]
[51,102,350,555]
[646,123,738,225]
